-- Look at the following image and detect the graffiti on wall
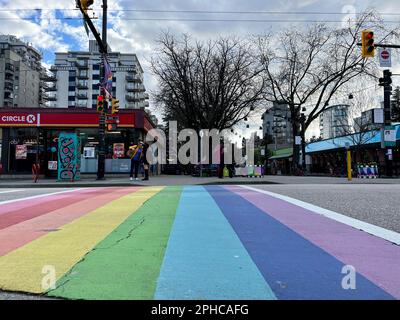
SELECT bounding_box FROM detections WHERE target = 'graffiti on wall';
[58,133,81,181]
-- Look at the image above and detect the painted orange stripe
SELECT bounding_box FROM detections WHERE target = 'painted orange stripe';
[0,188,139,257]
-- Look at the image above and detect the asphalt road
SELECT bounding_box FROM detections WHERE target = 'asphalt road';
[252,184,400,233]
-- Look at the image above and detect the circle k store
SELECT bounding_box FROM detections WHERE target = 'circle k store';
[0,108,155,177]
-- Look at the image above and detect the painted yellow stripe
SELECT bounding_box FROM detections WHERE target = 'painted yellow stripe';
[0,187,164,294]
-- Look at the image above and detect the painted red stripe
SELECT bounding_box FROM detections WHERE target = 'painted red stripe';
[0,188,109,231]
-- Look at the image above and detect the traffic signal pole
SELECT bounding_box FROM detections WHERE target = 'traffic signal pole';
[382,70,393,177]
[76,0,109,180]
[97,0,108,180]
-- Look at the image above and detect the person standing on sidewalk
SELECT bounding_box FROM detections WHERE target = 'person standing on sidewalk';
[128,142,143,181]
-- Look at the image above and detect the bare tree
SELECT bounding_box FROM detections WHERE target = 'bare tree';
[151,32,264,132]
[256,10,398,171]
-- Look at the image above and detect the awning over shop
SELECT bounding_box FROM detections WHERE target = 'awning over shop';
[269,147,293,160]
[306,124,400,154]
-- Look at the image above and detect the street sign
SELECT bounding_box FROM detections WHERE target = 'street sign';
[373,108,384,124]
[384,125,396,147]
[295,136,302,145]
[379,48,392,68]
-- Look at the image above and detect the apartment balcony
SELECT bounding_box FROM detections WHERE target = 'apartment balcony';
[41,72,57,82]
[126,84,145,92]
[77,73,89,79]
[4,84,14,92]
[125,94,141,102]
[42,84,57,92]
[4,77,14,85]
[126,74,142,83]
[75,61,89,69]
[77,93,88,100]
[77,82,89,89]
[41,93,57,101]
[5,63,14,72]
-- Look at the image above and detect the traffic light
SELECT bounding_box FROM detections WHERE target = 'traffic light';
[96,95,104,113]
[111,98,120,114]
[77,0,94,14]
[361,30,375,58]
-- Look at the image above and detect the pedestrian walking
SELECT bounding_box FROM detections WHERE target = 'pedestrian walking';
[127,142,143,181]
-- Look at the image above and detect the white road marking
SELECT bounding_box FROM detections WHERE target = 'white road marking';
[0,189,87,206]
[0,190,24,194]
[240,185,400,246]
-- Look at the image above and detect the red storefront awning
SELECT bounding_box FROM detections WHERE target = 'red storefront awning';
[0,108,155,132]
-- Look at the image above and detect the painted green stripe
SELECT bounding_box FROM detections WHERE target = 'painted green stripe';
[46,186,182,300]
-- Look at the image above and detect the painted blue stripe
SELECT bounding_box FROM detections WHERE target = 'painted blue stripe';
[206,186,394,300]
[154,186,276,300]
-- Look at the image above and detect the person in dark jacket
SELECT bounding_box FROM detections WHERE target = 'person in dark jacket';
[128,142,143,181]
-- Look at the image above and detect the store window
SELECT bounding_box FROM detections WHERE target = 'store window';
[8,128,44,173]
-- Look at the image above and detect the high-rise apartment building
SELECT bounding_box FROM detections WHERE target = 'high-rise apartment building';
[319,104,350,139]
[47,40,149,109]
[262,102,293,148]
[0,35,43,108]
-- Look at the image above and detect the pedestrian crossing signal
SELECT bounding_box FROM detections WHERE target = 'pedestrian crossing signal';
[97,95,104,113]
[107,123,117,131]
[111,98,119,114]
[361,30,375,58]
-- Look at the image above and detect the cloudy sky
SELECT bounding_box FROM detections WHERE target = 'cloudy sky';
[0,0,399,138]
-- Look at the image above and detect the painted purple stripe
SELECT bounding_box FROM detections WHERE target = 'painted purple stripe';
[226,185,400,299]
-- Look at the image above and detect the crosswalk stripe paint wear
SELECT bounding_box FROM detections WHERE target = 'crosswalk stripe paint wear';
[0,187,162,294]
[47,187,182,300]
[154,186,276,300]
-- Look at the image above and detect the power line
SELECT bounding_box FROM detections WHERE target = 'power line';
[0,17,398,24]
[0,8,400,16]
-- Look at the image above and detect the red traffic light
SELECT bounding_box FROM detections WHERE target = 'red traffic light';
[97,95,104,102]
[366,32,374,40]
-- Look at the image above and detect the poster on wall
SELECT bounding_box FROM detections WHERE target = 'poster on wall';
[15,145,27,160]
[48,161,58,171]
[83,146,96,158]
[58,132,81,181]
[113,143,125,158]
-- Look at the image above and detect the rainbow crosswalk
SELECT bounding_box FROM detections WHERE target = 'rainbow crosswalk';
[0,186,398,300]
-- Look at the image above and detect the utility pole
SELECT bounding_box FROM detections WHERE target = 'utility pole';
[97,0,108,180]
[77,0,109,180]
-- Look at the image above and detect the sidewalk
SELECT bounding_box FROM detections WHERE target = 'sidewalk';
[0,174,399,188]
